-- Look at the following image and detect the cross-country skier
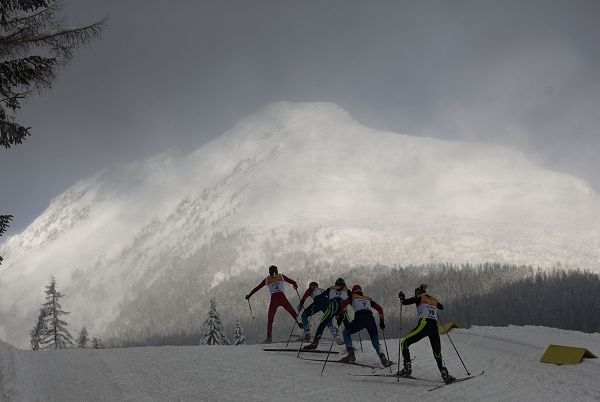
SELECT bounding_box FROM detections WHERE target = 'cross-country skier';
[297,281,342,343]
[302,278,350,350]
[336,284,393,367]
[398,284,455,384]
[245,265,301,344]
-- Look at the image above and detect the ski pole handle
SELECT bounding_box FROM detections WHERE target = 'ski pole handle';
[247,299,255,320]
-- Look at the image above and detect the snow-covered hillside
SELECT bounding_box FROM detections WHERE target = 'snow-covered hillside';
[1,102,600,348]
[0,325,598,401]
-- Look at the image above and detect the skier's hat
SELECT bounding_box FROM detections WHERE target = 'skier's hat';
[352,284,362,293]
[309,281,318,288]
[335,278,346,287]
[414,283,428,296]
[269,265,278,275]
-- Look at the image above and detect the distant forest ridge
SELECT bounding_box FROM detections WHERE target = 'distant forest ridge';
[112,263,600,347]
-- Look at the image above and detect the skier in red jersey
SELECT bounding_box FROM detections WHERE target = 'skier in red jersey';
[245,265,301,343]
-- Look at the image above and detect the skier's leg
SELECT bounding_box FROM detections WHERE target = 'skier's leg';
[427,322,444,371]
[364,315,382,356]
[301,303,314,333]
[342,317,360,350]
[266,296,279,337]
[315,299,339,338]
[280,295,299,321]
[401,318,428,363]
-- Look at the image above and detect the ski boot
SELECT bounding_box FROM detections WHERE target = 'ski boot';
[440,367,455,384]
[302,335,320,350]
[379,353,393,368]
[339,348,356,363]
[261,334,272,344]
[398,361,412,377]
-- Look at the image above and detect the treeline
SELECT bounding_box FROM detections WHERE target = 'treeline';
[109,263,600,347]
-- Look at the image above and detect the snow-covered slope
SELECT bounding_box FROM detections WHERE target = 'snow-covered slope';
[1,325,599,401]
[1,102,600,347]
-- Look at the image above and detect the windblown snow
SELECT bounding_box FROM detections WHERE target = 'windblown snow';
[1,102,600,347]
[0,325,598,401]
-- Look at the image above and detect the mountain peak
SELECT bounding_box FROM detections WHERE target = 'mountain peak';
[1,101,599,348]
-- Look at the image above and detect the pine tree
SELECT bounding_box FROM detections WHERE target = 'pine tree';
[232,319,246,345]
[0,214,12,264]
[199,299,230,345]
[0,0,104,149]
[76,326,89,348]
[0,1,103,266]
[91,337,104,349]
[30,308,47,351]
[40,275,73,349]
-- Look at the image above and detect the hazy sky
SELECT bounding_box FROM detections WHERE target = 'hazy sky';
[1,0,599,235]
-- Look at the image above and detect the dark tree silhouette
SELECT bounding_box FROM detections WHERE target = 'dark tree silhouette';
[0,1,103,264]
[40,275,73,349]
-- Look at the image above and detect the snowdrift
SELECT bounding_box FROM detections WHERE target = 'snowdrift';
[1,326,599,401]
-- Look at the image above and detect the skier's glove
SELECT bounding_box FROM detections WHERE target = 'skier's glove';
[336,315,344,326]
[297,302,304,311]
[398,291,405,301]
[293,284,298,290]
[245,294,250,300]
[379,319,385,330]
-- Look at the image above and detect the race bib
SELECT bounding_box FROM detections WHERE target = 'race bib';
[266,274,284,294]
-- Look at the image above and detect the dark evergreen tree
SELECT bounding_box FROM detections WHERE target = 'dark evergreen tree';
[0,0,104,148]
[232,319,245,345]
[91,337,104,349]
[29,308,46,350]
[199,299,230,345]
[0,214,11,264]
[0,2,103,263]
[40,275,73,349]
[76,326,89,348]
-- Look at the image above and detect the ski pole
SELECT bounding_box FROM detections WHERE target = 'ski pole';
[397,299,403,380]
[439,313,470,375]
[381,329,393,373]
[358,331,363,352]
[321,320,342,375]
[295,287,302,303]
[247,299,255,320]
[285,319,298,348]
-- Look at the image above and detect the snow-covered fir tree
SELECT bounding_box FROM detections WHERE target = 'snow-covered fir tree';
[40,275,73,349]
[30,309,47,351]
[91,337,104,349]
[232,319,246,345]
[199,299,230,345]
[77,327,89,348]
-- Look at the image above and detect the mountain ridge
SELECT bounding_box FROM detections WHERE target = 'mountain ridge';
[1,101,599,347]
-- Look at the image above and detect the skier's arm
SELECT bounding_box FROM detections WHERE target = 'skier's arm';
[401,296,419,306]
[282,274,298,289]
[370,300,384,320]
[298,288,311,310]
[339,298,351,316]
[300,288,311,304]
[371,299,386,329]
[247,279,266,298]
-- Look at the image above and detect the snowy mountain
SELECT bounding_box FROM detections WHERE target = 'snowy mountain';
[1,325,599,401]
[1,102,600,348]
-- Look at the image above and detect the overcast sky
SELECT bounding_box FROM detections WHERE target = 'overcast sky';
[1,0,599,235]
